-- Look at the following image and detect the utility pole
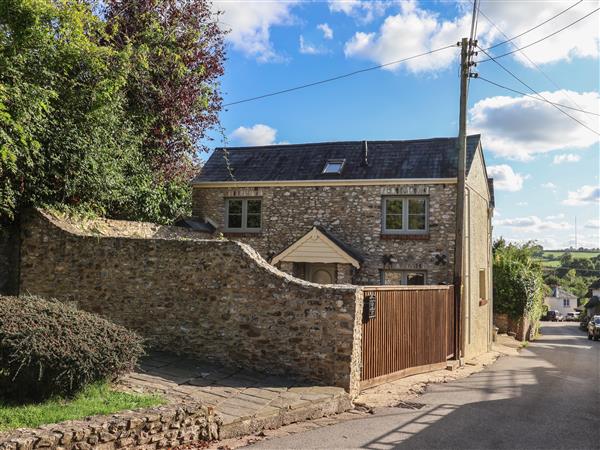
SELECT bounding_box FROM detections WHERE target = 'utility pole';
[454,36,477,361]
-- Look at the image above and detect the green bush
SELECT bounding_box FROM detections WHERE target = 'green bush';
[0,296,144,402]
[493,239,546,337]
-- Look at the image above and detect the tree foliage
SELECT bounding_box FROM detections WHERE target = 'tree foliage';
[493,239,546,331]
[0,0,224,224]
[104,0,225,176]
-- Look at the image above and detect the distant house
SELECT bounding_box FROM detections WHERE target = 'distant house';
[544,287,578,316]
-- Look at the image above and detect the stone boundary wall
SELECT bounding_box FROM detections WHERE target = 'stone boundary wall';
[493,313,532,341]
[0,224,19,295]
[0,402,219,450]
[19,210,364,394]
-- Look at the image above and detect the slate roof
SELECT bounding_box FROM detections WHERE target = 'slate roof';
[194,135,482,183]
[174,217,216,233]
[552,287,577,299]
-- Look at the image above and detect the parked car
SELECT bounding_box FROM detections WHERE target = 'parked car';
[587,316,600,341]
[546,310,564,322]
[580,315,590,331]
[565,312,579,321]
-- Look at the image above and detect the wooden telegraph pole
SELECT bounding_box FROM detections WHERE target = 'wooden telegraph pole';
[454,32,478,361]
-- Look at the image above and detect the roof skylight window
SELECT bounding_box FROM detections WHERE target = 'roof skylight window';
[322,159,345,174]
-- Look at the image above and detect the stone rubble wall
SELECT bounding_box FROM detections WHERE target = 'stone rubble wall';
[193,183,457,286]
[493,313,532,342]
[0,224,19,295]
[19,210,364,395]
[0,402,219,450]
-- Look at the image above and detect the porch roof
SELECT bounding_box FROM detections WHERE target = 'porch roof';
[271,226,363,268]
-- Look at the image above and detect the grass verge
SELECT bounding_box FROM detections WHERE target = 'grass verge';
[0,382,164,431]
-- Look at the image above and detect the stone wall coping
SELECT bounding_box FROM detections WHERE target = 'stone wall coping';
[32,209,361,295]
[0,400,221,450]
[35,209,209,241]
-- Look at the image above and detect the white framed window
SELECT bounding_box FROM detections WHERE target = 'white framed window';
[322,159,345,174]
[563,299,570,307]
[382,197,428,234]
[380,270,426,285]
[225,198,262,232]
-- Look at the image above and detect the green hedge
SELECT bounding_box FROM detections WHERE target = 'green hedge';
[0,296,143,402]
[493,240,545,336]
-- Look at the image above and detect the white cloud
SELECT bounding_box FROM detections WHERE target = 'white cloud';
[230,124,280,146]
[469,91,600,160]
[516,201,528,206]
[562,185,600,205]
[317,23,333,39]
[340,1,599,72]
[541,182,557,189]
[215,1,298,62]
[546,213,565,220]
[553,153,582,164]
[328,0,390,24]
[343,2,469,73]
[486,164,525,192]
[494,215,570,232]
[478,0,600,66]
[299,35,327,55]
[585,219,600,230]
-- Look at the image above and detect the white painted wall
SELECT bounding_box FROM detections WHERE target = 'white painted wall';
[544,289,578,316]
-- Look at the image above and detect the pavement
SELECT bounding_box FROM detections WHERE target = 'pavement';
[247,322,600,449]
[353,336,515,409]
[118,352,352,439]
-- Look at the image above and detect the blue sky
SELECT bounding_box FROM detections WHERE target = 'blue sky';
[207,0,600,249]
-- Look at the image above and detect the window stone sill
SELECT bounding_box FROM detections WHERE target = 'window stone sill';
[223,232,263,238]
[380,233,430,241]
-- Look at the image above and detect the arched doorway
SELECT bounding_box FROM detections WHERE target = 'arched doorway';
[306,264,336,284]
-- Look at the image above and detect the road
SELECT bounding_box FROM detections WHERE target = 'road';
[250,322,600,449]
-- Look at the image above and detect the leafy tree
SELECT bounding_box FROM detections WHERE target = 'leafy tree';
[103,0,225,177]
[493,239,546,336]
[530,244,544,258]
[560,252,573,267]
[0,0,225,224]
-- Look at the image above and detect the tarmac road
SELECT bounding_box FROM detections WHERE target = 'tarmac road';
[250,322,600,449]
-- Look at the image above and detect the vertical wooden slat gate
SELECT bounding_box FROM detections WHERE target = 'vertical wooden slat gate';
[361,285,455,388]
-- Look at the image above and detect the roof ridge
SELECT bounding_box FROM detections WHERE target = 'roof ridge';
[216,134,481,151]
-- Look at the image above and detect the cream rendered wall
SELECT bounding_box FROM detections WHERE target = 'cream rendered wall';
[464,147,493,357]
[544,296,577,316]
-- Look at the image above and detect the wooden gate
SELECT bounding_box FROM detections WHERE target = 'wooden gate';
[361,285,455,388]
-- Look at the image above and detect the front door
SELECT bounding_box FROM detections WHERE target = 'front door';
[306,263,336,284]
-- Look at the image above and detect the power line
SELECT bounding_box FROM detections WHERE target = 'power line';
[478,6,600,63]
[477,76,599,116]
[475,3,586,112]
[483,0,583,51]
[477,45,600,137]
[223,45,456,107]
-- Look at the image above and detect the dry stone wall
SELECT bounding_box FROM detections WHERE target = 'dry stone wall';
[19,210,364,395]
[0,402,219,450]
[193,183,457,285]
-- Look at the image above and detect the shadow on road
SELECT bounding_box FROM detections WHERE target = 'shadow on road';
[361,323,599,449]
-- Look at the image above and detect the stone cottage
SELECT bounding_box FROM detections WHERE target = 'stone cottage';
[193,134,494,356]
